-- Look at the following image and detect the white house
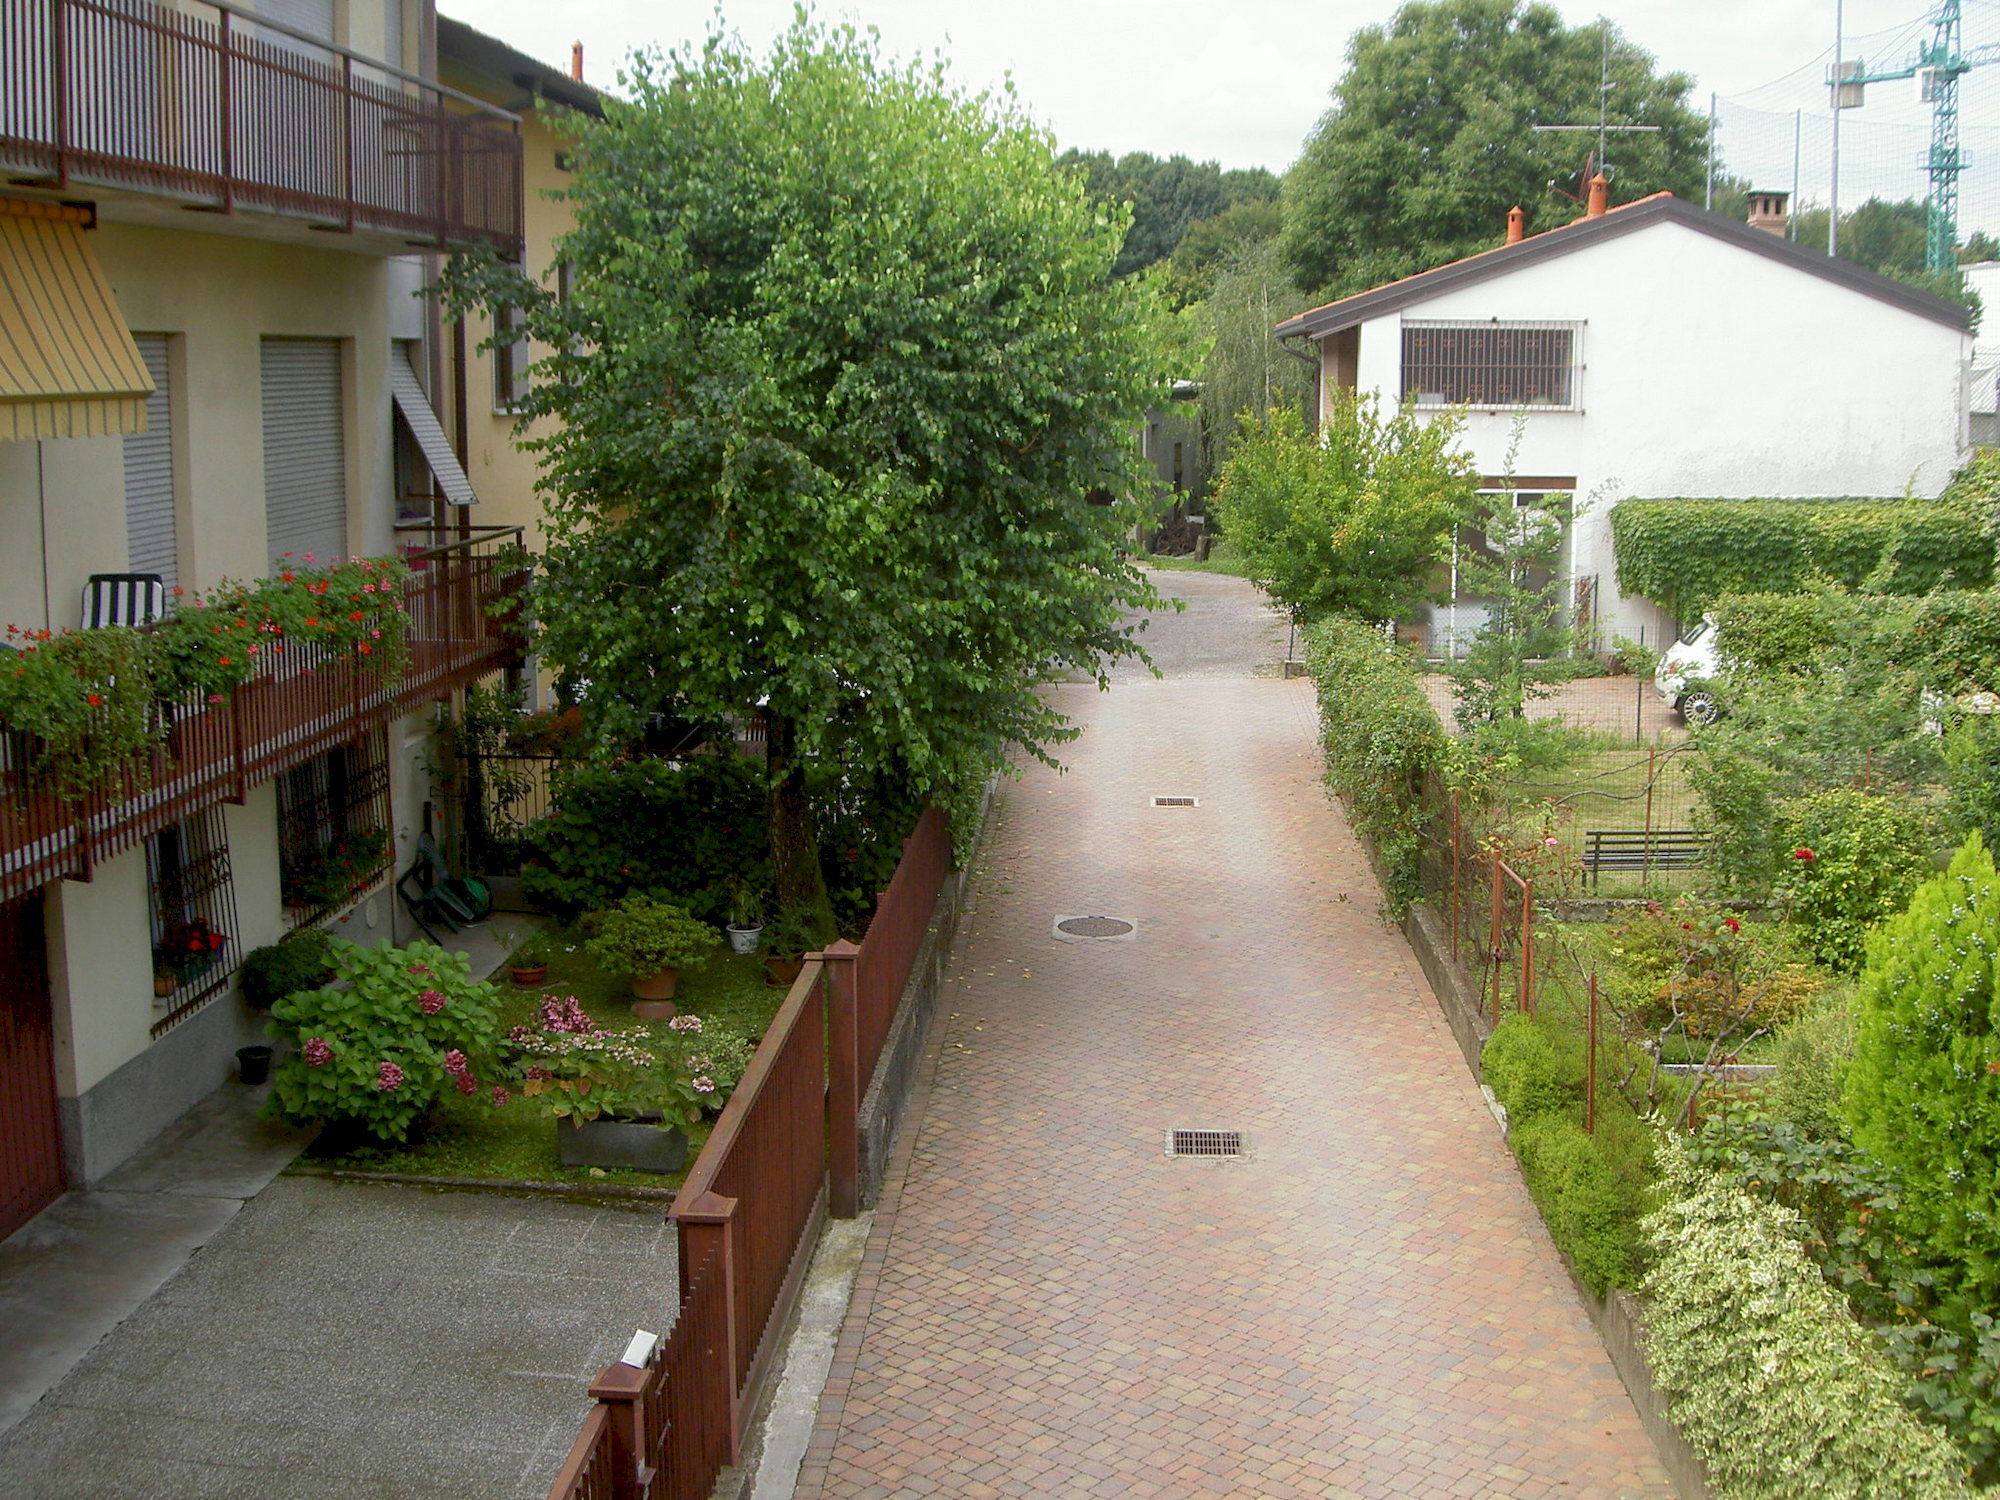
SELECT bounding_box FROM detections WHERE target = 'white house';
[1273,184,1972,655]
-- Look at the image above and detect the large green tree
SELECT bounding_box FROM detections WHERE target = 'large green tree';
[1058,149,1279,278]
[1281,0,1709,298]
[446,21,1168,931]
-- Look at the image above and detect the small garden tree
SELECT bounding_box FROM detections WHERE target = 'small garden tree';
[1447,470,1578,724]
[1846,833,2000,1312]
[445,20,1168,934]
[1208,397,1472,622]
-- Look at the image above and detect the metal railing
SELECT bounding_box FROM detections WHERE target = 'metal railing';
[548,808,957,1500]
[0,0,522,254]
[0,527,525,906]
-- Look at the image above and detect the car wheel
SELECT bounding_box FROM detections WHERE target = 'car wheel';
[1679,690,1722,727]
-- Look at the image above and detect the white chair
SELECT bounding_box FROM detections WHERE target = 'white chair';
[82,573,167,629]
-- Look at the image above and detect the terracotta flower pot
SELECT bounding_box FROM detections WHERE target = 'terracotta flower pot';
[153,973,177,999]
[764,953,805,989]
[633,966,677,1002]
[510,964,548,988]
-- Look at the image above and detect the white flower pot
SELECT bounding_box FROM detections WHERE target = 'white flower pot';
[726,924,763,956]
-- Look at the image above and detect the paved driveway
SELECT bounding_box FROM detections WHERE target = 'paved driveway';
[0,1179,676,1499]
[796,574,1672,1499]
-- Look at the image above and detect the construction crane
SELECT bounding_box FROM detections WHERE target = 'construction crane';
[1836,0,2000,271]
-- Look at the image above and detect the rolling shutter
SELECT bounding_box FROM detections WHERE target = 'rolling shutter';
[261,338,347,566]
[122,334,175,590]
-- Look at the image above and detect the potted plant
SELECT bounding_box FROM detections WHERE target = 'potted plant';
[725,883,766,956]
[153,916,229,987]
[759,908,822,989]
[507,930,558,988]
[584,896,722,1007]
[506,996,721,1173]
[237,927,338,1010]
[153,970,177,999]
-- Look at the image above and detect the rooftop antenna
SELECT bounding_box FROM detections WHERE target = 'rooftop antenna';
[1531,21,1660,197]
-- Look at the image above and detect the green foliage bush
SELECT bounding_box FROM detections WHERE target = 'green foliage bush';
[1847,834,2000,1316]
[237,928,339,1011]
[1773,790,1933,974]
[1302,616,1444,906]
[584,897,722,977]
[1642,1137,1980,1500]
[1511,1113,1638,1293]
[521,756,770,922]
[1770,991,1858,1141]
[266,940,506,1143]
[1611,497,1991,621]
[1483,1012,1584,1122]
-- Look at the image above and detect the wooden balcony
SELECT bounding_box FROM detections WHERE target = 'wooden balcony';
[0,0,523,256]
[0,529,527,907]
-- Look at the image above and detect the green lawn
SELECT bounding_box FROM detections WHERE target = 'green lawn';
[1144,540,1251,577]
[1502,745,1704,895]
[302,932,784,1190]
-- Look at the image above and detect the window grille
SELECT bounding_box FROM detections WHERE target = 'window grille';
[148,808,242,1038]
[1402,322,1579,408]
[278,730,393,926]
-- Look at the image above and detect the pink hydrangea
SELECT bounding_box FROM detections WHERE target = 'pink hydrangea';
[376,1061,405,1092]
[667,1014,703,1033]
[418,988,448,1015]
[442,1049,470,1077]
[525,1066,552,1083]
[454,1072,479,1096]
[538,996,597,1034]
[490,1086,510,1106]
[302,1037,333,1067]
[691,1075,716,1094]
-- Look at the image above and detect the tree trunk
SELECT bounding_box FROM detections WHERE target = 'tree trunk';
[765,710,835,942]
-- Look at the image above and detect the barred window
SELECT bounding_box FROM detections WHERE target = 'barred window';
[1402,322,1579,408]
[279,730,393,925]
[148,809,241,1038]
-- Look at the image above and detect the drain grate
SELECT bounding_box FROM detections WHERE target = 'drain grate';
[1165,1129,1245,1158]
[1055,915,1136,938]
[1152,795,1199,807]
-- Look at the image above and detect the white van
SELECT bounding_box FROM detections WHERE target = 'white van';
[1654,615,1726,725]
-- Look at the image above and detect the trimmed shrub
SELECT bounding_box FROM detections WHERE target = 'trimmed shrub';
[1610,497,1990,622]
[1773,789,1933,974]
[1642,1137,1979,1500]
[1302,615,1444,907]
[1512,1113,1638,1293]
[1846,834,2000,1314]
[1483,1012,1584,1122]
[237,928,339,1011]
[1770,990,1857,1141]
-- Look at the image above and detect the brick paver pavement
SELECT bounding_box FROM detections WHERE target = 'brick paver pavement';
[796,574,1673,1500]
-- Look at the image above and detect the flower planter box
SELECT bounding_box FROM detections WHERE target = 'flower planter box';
[556,1117,689,1174]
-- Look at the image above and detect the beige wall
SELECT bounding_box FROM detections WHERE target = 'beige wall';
[45,846,152,1096]
[0,224,396,629]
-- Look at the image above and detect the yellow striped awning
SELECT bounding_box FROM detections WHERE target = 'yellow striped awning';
[0,197,153,442]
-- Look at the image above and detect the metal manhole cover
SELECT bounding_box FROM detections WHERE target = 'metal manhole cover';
[1152,795,1199,807]
[1055,915,1136,938]
[1165,1129,1246,1159]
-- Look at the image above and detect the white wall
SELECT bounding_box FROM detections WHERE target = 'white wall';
[1336,218,1971,644]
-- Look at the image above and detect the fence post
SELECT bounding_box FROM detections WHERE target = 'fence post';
[675,1190,742,1460]
[1488,850,1503,1027]
[1585,971,1599,1136]
[1643,744,1657,884]
[586,1361,649,1500]
[1449,789,1461,963]
[1518,874,1534,1016]
[822,939,861,1219]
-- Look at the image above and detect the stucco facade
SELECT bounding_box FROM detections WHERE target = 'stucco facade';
[1284,197,1972,651]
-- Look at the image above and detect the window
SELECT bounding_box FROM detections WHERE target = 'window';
[261,337,347,565]
[1402,321,1579,409]
[123,334,177,591]
[278,731,393,923]
[147,809,241,1038]
[493,302,528,413]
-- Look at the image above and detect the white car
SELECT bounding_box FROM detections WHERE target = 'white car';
[1655,615,1726,725]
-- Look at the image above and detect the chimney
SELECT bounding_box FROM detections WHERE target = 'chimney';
[1585,173,1609,219]
[1505,205,1525,246]
[1746,189,1790,238]
[570,41,584,83]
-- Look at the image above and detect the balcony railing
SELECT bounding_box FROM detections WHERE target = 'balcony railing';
[0,0,523,255]
[0,528,527,907]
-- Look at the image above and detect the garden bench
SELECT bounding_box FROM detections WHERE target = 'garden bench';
[1582,829,1707,889]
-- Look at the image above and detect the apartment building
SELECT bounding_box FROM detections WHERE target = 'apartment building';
[0,0,530,1235]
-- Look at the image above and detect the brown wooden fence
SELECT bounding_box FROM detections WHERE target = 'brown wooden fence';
[547,807,955,1500]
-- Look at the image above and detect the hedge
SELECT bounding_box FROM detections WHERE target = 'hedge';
[1712,588,2000,694]
[1610,497,1991,622]
[1302,615,1444,907]
[1642,1137,1979,1500]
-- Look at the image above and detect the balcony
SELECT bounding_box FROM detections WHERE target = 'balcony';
[0,0,523,256]
[0,528,527,907]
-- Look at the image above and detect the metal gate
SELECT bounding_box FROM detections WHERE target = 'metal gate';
[0,893,63,1241]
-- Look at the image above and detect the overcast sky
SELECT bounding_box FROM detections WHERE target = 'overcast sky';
[438,1,1983,172]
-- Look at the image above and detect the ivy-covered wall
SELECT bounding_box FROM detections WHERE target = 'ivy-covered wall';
[1609,497,1992,623]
